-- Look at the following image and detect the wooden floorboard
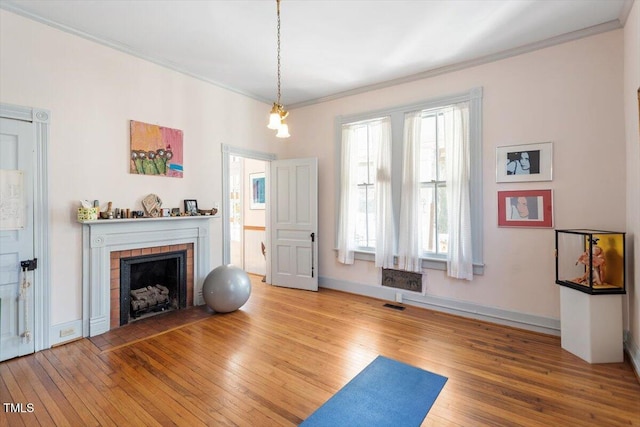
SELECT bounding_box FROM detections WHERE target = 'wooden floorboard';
[2,275,639,426]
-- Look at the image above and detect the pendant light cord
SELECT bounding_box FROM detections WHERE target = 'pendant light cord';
[276,0,282,106]
[269,0,290,137]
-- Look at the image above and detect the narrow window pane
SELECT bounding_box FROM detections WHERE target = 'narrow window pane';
[366,185,376,248]
[437,113,447,181]
[368,136,378,184]
[419,110,448,256]
[437,185,448,253]
[419,184,436,253]
[356,186,368,247]
[355,126,369,185]
[420,115,437,183]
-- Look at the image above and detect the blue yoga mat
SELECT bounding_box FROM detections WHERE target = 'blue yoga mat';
[300,355,447,427]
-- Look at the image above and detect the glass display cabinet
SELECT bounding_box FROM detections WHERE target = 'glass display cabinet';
[555,229,625,295]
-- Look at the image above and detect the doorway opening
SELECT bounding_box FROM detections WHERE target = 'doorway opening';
[221,145,276,281]
[229,155,267,275]
[222,146,319,292]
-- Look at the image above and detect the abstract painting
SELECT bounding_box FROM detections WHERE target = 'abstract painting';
[130,120,183,178]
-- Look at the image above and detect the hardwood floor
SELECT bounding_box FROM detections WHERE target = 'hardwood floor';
[2,275,639,426]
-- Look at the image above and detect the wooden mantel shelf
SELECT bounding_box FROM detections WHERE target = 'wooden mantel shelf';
[78,215,218,225]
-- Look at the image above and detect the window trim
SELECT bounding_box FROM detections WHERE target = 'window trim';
[334,87,484,274]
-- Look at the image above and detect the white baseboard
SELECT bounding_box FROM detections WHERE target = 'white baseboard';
[624,330,640,378]
[319,276,561,336]
[49,319,83,346]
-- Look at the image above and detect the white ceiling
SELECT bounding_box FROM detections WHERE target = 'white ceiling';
[1,0,633,108]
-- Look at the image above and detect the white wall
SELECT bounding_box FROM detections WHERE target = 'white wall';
[0,10,288,328]
[284,30,627,329]
[623,0,640,370]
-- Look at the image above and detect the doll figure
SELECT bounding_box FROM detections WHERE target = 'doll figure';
[572,244,606,285]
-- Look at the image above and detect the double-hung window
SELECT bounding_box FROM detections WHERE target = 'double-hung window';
[400,102,472,278]
[336,88,483,278]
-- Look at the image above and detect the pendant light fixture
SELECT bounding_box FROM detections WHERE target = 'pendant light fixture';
[267,0,290,138]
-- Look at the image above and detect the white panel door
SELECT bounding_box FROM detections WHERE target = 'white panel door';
[270,158,318,291]
[0,117,36,361]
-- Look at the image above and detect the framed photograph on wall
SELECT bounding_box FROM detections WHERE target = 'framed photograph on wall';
[498,189,553,228]
[496,142,553,183]
[250,172,266,210]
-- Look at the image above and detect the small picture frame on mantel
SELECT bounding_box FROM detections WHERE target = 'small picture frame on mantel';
[184,199,198,215]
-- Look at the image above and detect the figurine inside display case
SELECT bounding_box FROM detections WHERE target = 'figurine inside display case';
[572,238,606,285]
[555,229,625,295]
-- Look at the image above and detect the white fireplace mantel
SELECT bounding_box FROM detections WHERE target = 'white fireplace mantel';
[81,216,212,337]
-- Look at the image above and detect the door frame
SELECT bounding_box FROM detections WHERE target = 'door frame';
[0,103,51,352]
[221,144,276,279]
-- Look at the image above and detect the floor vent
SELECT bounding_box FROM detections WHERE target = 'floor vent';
[383,303,406,311]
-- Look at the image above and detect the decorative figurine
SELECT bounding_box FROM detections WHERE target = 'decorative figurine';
[572,238,606,285]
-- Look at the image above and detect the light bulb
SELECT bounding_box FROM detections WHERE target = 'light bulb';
[276,121,290,138]
[268,112,281,130]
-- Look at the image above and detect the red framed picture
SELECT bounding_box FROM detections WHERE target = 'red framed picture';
[497,189,553,228]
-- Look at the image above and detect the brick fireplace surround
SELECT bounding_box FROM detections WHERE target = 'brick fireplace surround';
[81,216,212,337]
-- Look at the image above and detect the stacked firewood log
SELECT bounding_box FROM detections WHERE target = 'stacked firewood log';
[130,284,170,311]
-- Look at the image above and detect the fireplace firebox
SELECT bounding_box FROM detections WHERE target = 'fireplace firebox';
[119,250,187,325]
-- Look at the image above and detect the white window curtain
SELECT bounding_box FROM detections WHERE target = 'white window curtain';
[444,102,473,280]
[337,118,395,267]
[336,124,358,264]
[397,111,423,272]
[373,118,395,268]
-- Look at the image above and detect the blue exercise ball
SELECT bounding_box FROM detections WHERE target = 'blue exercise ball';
[202,264,252,313]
